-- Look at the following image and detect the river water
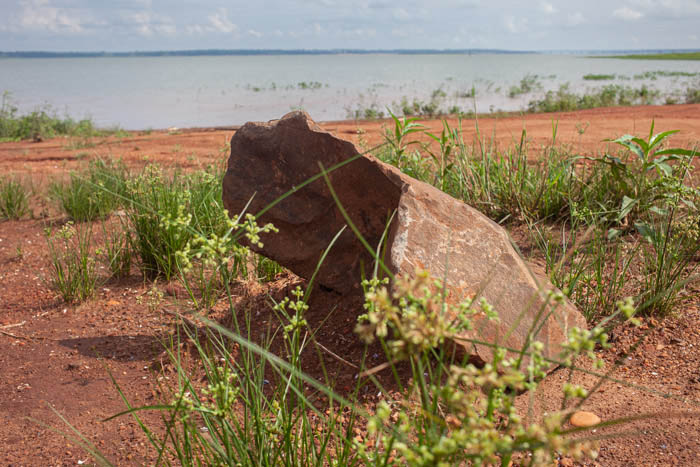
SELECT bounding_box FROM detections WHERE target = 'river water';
[1,53,699,129]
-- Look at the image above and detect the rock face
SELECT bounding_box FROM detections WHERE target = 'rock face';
[222,111,586,363]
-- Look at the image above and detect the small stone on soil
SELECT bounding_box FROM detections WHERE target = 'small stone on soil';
[570,411,601,427]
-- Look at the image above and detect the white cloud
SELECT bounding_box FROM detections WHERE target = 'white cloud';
[391,27,413,37]
[156,23,176,35]
[248,29,263,38]
[337,27,376,38]
[126,11,176,36]
[18,0,85,33]
[540,1,556,14]
[208,8,237,33]
[393,7,410,20]
[186,24,204,34]
[128,11,153,36]
[629,0,700,12]
[567,12,585,26]
[612,6,644,21]
[504,15,528,34]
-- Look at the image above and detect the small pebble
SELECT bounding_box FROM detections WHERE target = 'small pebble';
[570,411,601,427]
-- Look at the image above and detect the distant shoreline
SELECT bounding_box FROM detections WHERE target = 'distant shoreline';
[593,52,700,61]
[0,49,531,58]
[1,48,700,59]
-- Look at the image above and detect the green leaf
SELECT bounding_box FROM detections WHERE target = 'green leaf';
[601,154,627,171]
[654,155,682,163]
[629,136,650,155]
[425,131,441,143]
[654,148,698,157]
[617,195,637,221]
[607,228,621,240]
[682,198,697,210]
[648,129,679,152]
[610,135,645,161]
[634,221,655,243]
[652,161,673,176]
[649,206,668,216]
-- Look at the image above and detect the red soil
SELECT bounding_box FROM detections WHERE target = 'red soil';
[1,104,700,465]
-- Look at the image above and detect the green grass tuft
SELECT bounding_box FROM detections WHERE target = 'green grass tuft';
[583,74,616,81]
[50,158,129,222]
[45,222,100,304]
[0,177,30,220]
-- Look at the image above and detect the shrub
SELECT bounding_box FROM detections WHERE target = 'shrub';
[0,91,101,141]
[528,84,661,113]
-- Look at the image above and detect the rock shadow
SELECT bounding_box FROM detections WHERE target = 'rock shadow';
[59,334,164,362]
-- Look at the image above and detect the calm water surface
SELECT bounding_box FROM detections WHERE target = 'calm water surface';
[1,54,699,129]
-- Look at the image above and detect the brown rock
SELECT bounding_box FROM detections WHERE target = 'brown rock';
[570,411,601,427]
[223,111,399,294]
[222,111,586,363]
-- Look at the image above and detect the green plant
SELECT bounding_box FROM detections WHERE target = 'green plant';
[99,219,133,279]
[354,271,625,466]
[254,254,284,282]
[124,166,194,280]
[15,243,24,261]
[346,103,386,120]
[187,167,230,237]
[45,222,100,303]
[424,120,458,193]
[51,174,107,222]
[0,91,102,141]
[528,84,661,113]
[63,136,98,150]
[583,74,616,81]
[123,164,233,281]
[298,81,323,90]
[383,110,425,174]
[530,222,638,320]
[632,156,700,315]
[50,158,129,222]
[62,145,679,466]
[587,122,697,227]
[0,176,30,220]
[508,73,542,97]
[635,211,700,316]
[107,246,640,467]
[685,82,700,104]
[174,211,275,309]
[447,135,576,224]
[396,91,446,117]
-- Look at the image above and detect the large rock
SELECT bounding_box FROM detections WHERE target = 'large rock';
[222,111,586,363]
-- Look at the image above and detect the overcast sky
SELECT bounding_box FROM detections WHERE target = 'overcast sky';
[1,0,699,52]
